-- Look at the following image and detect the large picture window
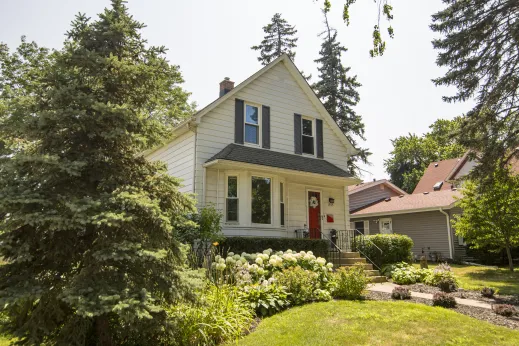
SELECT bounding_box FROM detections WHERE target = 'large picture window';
[245,104,260,144]
[302,118,314,155]
[226,176,238,222]
[251,176,271,224]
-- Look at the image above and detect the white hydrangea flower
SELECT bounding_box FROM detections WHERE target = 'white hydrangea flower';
[326,262,333,268]
[228,252,234,257]
[316,257,326,266]
[255,257,263,265]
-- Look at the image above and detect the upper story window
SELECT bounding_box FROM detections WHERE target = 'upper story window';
[245,104,260,145]
[302,118,314,155]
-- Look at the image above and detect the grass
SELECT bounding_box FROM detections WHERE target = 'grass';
[0,336,10,346]
[235,300,519,346]
[413,263,519,295]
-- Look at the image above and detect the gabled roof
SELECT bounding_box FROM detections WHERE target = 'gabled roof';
[174,54,357,156]
[351,189,460,217]
[205,143,353,178]
[412,157,462,194]
[348,179,407,196]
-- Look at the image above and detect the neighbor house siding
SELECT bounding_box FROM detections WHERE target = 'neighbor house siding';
[349,185,401,212]
[195,61,351,204]
[352,211,452,260]
[449,206,469,260]
[146,130,195,194]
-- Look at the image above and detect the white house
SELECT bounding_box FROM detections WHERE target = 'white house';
[146,54,360,239]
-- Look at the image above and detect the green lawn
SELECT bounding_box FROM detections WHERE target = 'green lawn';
[236,300,519,346]
[413,264,519,295]
[0,336,10,346]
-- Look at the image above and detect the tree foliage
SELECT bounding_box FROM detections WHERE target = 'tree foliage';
[0,1,196,344]
[432,0,519,182]
[384,118,466,193]
[322,0,394,57]
[453,167,519,271]
[251,13,299,65]
[313,7,369,176]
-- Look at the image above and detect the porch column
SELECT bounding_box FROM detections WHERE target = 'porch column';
[343,186,350,229]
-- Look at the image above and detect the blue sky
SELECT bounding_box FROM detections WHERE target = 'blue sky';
[0,0,473,181]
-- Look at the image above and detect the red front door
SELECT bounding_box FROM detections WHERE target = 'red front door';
[308,191,321,239]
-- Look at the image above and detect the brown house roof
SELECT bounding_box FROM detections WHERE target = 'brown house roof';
[412,158,463,194]
[351,189,460,217]
[348,179,407,195]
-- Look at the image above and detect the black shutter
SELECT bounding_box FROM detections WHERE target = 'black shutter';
[235,99,244,144]
[316,119,324,158]
[262,105,270,149]
[294,113,302,155]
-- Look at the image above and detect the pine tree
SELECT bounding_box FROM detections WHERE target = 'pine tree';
[313,8,369,176]
[0,1,196,344]
[432,0,519,182]
[251,13,298,65]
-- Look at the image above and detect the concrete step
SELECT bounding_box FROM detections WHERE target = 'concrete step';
[338,262,373,270]
[364,270,381,277]
[339,257,367,265]
[370,276,387,283]
[340,252,360,259]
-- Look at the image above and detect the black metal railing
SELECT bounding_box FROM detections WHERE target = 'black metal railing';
[295,228,383,270]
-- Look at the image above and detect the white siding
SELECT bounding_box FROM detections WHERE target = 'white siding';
[146,131,195,194]
[195,61,352,203]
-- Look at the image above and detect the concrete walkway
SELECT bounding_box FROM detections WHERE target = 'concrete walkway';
[368,282,492,310]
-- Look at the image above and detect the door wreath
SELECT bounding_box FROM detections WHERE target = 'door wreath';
[309,196,319,208]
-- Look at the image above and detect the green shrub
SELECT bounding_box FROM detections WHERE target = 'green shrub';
[218,237,329,261]
[391,286,411,300]
[424,266,458,292]
[240,283,290,317]
[492,304,516,317]
[332,266,368,299]
[167,284,254,346]
[392,266,419,285]
[274,267,321,305]
[353,234,413,268]
[432,292,457,308]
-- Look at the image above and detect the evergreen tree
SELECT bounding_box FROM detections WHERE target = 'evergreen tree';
[251,13,298,65]
[0,1,196,344]
[313,8,369,176]
[432,0,519,182]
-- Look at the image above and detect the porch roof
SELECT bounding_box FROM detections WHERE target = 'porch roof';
[205,143,353,178]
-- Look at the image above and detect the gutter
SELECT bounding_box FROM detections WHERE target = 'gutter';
[439,207,454,259]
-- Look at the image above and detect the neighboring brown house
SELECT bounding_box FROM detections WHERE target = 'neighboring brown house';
[349,156,475,261]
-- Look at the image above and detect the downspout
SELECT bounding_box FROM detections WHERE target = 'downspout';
[439,208,454,259]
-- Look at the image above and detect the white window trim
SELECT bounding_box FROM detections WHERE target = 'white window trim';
[301,116,316,157]
[251,175,272,226]
[379,217,393,234]
[225,174,239,224]
[244,102,262,147]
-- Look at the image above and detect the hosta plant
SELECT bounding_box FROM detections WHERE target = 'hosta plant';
[240,281,290,317]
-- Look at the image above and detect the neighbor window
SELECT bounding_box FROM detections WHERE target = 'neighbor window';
[302,118,314,155]
[226,176,238,222]
[251,176,271,224]
[379,218,392,234]
[280,182,285,226]
[245,104,260,144]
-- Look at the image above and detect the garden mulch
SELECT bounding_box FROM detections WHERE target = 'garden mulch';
[366,291,519,330]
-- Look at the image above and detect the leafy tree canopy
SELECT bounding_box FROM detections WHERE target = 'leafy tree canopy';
[313,7,369,176]
[251,13,299,65]
[0,1,196,344]
[432,0,519,182]
[384,118,466,193]
[453,166,519,271]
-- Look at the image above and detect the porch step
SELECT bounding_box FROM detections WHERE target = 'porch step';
[339,257,366,265]
[370,276,387,283]
[338,262,373,270]
[364,270,381,277]
[340,251,361,258]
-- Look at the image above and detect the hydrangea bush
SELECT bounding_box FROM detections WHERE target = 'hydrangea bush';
[386,262,458,291]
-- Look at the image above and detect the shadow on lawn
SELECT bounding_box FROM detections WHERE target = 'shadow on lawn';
[462,268,519,297]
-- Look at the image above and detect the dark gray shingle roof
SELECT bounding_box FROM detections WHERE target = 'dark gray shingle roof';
[206,144,353,178]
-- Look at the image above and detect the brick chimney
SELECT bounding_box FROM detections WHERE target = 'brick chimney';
[219,77,234,97]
